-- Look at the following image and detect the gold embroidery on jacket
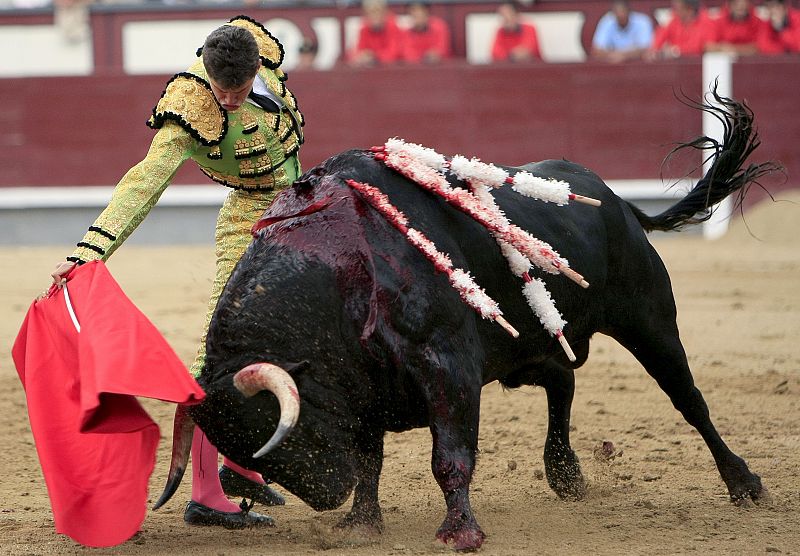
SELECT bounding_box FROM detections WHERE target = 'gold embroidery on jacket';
[150,76,224,144]
[238,110,259,134]
[226,17,283,68]
[234,132,268,159]
[239,153,277,177]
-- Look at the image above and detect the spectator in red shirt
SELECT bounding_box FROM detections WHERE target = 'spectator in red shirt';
[350,0,402,67]
[706,0,766,55]
[491,1,541,62]
[401,2,452,64]
[648,0,715,58]
[758,0,800,53]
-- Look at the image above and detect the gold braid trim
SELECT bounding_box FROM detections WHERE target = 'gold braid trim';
[148,73,226,146]
[227,15,285,69]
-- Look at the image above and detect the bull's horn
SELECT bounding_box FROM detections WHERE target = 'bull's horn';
[233,363,300,459]
[152,404,194,510]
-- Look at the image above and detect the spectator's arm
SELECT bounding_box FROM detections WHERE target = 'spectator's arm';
[491,31,508,61]
[432,18,452,60]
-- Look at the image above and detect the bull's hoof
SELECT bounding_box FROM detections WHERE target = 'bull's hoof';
[732,483,772,507]
[436,526,486,552]
[549,472,587,501]
[545,449,586,500]
[436,515,486,551]
[335,509,384,533]
[726,471,770,506]
[312,519,380,549]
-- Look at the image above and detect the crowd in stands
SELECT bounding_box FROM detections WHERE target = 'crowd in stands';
[346,0,800,67]
[3,0,799,63]
[646,0,800,58]
[348,0,451,66]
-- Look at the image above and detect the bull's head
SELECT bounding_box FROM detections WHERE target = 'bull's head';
[154,355,360,513]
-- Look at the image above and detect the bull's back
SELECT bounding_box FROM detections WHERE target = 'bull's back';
[260,151,667,374]
[327,152,665,354]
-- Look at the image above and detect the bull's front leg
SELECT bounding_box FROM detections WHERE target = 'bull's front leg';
[337,427,384,533]
[423,349,485,551]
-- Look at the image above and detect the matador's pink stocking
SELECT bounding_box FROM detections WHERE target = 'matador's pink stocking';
[191,428,241,513]
[223,457,267,486]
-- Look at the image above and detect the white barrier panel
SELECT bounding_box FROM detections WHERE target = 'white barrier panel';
[122,19,225,76]
[0,185,227,209]
[0,180,692,210]
[0,24,93,78]
[701,52,734,240]
[122,17,341,74]
[0,179,730,240]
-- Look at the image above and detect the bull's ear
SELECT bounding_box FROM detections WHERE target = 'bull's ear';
[286,360,310,374]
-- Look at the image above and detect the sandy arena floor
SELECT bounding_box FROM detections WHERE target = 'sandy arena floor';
[1,193,798,555]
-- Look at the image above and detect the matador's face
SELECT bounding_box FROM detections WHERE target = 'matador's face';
[208,74,257,112]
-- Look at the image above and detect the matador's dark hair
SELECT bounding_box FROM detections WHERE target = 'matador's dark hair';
[202,25,260,89]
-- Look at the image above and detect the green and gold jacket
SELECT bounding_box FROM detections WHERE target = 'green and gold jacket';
[69,15,304,265]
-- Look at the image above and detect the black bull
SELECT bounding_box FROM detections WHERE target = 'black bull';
[157,94,776,550]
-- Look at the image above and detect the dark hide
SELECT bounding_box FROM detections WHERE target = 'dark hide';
[188,94,776,550]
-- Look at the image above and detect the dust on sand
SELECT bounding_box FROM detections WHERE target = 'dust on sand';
[1,192,798,555]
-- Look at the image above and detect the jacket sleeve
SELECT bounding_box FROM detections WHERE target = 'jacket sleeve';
[68,122,198,264]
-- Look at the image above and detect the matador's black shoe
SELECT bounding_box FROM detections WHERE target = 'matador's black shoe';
[183,500,274,529]
[219,465,286,506]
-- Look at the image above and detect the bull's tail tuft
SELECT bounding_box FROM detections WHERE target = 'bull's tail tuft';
[629,87,781,233]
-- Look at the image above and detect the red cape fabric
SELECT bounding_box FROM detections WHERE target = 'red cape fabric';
[12,261,205,547]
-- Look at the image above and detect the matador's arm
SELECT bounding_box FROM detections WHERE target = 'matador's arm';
[68,122,199,264]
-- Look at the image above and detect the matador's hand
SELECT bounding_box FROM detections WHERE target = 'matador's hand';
[51,260,76,287]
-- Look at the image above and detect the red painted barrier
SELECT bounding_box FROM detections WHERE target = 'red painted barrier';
[2,59,796,194]
[1,2,795,199]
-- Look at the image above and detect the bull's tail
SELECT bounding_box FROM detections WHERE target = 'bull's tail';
[629,89,780,233]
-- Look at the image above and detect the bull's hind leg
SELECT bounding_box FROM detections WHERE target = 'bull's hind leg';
[613,321,764,503]
[539,362,587,500]
[504,357,587,500]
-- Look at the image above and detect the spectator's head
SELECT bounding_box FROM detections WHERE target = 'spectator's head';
[363,0,391,29]
[727,0,752,20]
[408,2,432,30]
[297,37,318,70]
[764,0,787,14]
[497,1,523,30]
[764,0,789,28]
[202,25,260,111]
[611,0,632,27]
[672,0,700,21]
